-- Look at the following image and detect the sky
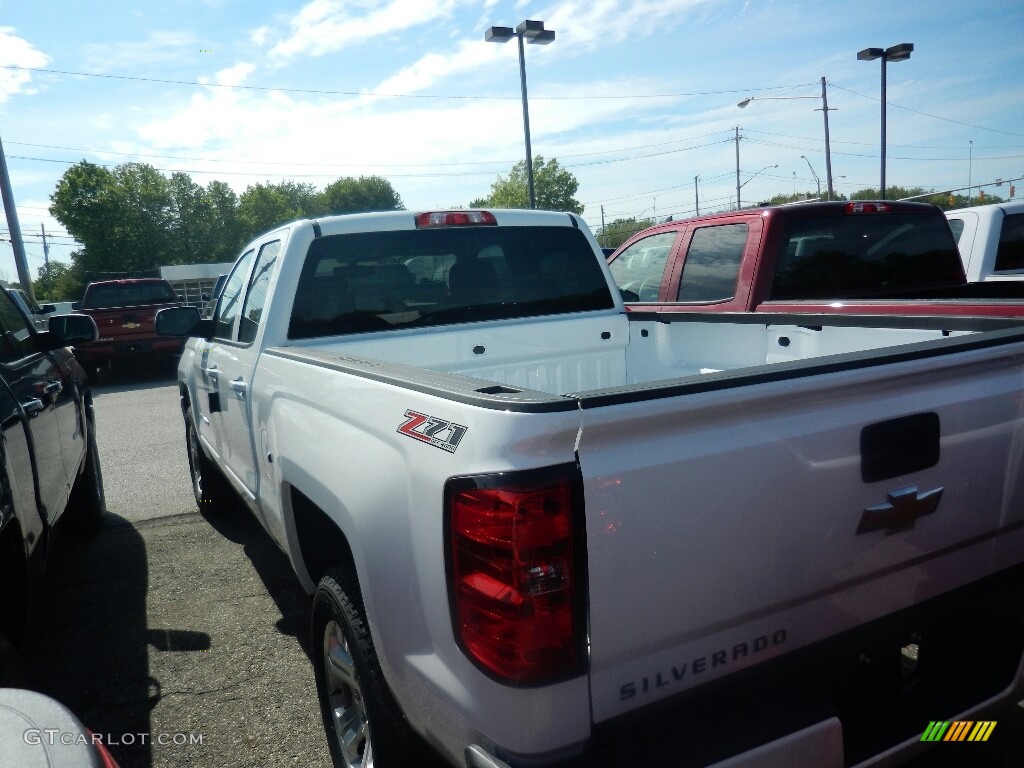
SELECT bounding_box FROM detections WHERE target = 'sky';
[1,0,1023,282]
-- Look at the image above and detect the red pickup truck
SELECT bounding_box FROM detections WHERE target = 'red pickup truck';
[607,200,1024,316]
[73,278,186,375]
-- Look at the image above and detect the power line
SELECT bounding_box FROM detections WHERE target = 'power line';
[0,64,816,102]
[4,129,733,169]
[6,136,739,180]
[829,82,1024,138]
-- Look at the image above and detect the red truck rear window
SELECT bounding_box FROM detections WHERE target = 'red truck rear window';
[771,214,963,300]
[81,282,178,309]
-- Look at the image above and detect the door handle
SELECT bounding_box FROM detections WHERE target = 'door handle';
[21,398,45,416]
[43,380,63,396]
[203,366,219,382]
[230,378,247,399]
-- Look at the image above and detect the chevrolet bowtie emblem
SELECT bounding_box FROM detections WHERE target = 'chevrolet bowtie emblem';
[857,486,943,535]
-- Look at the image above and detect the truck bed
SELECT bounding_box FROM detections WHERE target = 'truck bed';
[252,310,1024,764]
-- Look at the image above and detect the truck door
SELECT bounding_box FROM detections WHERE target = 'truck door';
[205,240,280,503]
[194,249,254,469]
[0,290,73,525]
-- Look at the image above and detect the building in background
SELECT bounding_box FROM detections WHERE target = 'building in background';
[160,262,233,311]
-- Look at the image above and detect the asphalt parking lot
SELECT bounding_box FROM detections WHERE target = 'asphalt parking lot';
[8,364,1024,768]
[16,365,331,768]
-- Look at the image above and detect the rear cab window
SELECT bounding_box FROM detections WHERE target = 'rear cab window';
[288,226,614,339]
[770,213,963,300]
[994,213,1024,273]
[81,281,178,309]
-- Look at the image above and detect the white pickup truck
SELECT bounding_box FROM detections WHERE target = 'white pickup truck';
[157,209,1024,768]
[946,199,1024,283]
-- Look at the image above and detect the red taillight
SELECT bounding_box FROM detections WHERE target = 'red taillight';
[448,471,581,684]
[844,202,892,214]
[416,210,498,228]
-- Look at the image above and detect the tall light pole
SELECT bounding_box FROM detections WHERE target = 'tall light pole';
[0,131,34,298]
[801,155,821,197]
[485,20,555,210]
[857,43,914,200]
[968,140,974,203]
[737,76,835,199]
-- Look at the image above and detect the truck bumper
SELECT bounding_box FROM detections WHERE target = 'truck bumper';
[473,564,1024,768]
[75,337,185,366]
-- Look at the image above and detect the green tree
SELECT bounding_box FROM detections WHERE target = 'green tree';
[202,180,245,262]
[321,175,404,214]
[238,181,322,240]
[470,156,583,214]
[596,217,656,249]
[32,260,78,301]
[50,161,176,279]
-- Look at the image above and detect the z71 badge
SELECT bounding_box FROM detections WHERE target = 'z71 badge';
[397,410,468,454]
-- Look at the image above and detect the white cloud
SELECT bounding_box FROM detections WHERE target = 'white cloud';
[373,38,494,96]
[215,62,257,86]
[80,30,199,73]
[542,0,713,50]
[0,27,50,103]
[265,0,471,62]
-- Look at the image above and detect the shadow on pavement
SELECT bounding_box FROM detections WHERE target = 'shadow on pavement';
[18,514,210,768]
[88,358,179,394]
[197,496,314,660]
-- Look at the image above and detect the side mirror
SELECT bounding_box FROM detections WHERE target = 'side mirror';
[38,304,56,314]
[156,306,211,338]
[71,301,81,311]
[43,313,98,349]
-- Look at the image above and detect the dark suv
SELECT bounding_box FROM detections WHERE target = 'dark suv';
[0,289,104,673]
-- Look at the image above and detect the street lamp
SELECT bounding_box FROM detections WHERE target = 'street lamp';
[857,42,914,200]
[737,77,834,199]
[485,20,556,210]
[800,155,821,197]
[738,164,777,207]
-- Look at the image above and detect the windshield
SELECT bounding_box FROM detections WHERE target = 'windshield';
[288,226,614,339]
[770,213,964,300]
[81,282,179,309]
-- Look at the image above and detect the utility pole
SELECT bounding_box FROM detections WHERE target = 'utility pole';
[819,76,834,200]
[694,176,700,216]
[600,205,606,246]
[734,126,741,210]
[41,223,50,298]
[0,131,34,299]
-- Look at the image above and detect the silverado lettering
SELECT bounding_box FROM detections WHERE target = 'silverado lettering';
[619,630,788,701]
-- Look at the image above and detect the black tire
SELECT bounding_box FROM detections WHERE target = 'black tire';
[184,403,230,512]
[312,565,418,768]
[67,400,106,534]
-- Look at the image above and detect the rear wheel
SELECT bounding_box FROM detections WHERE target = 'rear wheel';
[184,404,230,512]
[67,400,106,534]
[312,566,418,768]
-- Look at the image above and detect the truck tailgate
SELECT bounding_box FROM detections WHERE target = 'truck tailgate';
[576,343,1024,724]
[88,306,169,340]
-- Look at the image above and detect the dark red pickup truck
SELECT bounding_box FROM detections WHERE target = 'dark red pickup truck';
[73,278,186,374]
[607,200,1024,316]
